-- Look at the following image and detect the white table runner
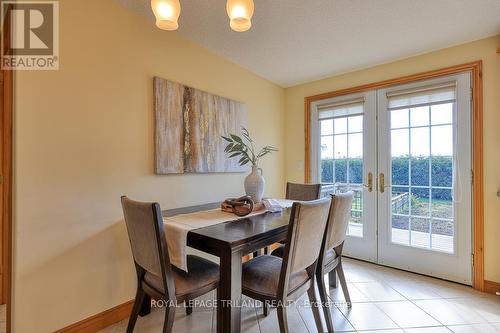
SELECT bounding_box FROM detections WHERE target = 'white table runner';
[163,199,294,272]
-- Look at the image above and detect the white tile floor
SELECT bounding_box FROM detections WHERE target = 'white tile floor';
[98,258,500,333]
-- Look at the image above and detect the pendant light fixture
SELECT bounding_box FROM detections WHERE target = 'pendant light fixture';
[226,0,254,32]
[151,0,181,31]
[150,0,255,32]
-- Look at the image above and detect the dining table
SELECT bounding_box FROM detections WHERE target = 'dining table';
[163,202,292,333]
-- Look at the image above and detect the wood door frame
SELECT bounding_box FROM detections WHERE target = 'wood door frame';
[1,2,13,331]
[1,63,12,331]
[304,61,484,290]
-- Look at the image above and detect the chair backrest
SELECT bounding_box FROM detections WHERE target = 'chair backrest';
[279,198,331,293]
[121,196,170,278]
[324,192,354,251]
[286,182,322,201]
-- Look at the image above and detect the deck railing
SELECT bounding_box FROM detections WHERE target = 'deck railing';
[321,183,363,223]
[320,183,410,220]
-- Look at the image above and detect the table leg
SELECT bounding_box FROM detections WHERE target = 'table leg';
[217,250,242,333]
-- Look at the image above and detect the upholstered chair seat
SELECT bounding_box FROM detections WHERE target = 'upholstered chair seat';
[242,255,309,298]
[143,255,219,298]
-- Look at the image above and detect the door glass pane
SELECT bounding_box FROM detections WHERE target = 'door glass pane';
[411,158,429,186]
[320,120,334,183]
[392,157,409,186]
[334,134,348,159]
[431,220,454,253]
[392,216,409,245]
[390,101,455,253]
[411,218,431,248]
[391,129,409,157]
[320,135,333,159]
[349,160,362,184]
[410,127,430,156]
[391,109,409,128]
[431,103,453,125]
[321,119,334,135]
[348,133,363,159]
[392,187,410,215]
[349,189,363,237]
[431,125,453,156]
[319,105,365,238]
[410,106,429,127]
[431,189,453,219]
[431,156,452,187]
[348,115,363,132]
[321,161,333,183]
[411,187,430,217]
[334,117,347,134]
[335,159,347,183]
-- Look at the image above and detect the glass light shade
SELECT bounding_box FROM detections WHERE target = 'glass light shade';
[226,0,254,32]
[151,0,181,31]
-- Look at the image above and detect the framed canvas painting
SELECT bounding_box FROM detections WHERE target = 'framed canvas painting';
[154,77,248,174]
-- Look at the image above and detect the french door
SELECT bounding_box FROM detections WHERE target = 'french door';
[377,73,472,284]
[309,73,473,284]
[309,91,378,262]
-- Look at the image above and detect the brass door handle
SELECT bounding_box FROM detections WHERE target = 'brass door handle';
[363,172,373,192]
[379,173,390,193]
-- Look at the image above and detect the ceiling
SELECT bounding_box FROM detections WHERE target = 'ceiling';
[114,0,500,87]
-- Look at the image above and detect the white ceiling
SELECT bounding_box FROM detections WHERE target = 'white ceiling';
[114,0,500,87]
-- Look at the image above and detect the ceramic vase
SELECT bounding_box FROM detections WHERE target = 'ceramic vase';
[244,165,265,203]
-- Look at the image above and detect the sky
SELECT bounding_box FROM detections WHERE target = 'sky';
[320,103,453,159]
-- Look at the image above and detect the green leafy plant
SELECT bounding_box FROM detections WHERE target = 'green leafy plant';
[222,127,278,166]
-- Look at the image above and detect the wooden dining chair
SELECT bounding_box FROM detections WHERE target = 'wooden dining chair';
[241,198,331,333]
[286,182,322,201]
[316,192,354,333]
[266,182,321,258]
[121,196,220,333]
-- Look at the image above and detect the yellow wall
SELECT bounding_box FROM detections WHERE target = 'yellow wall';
[13,1,285,332]
[13,0,500,331]
[284,35,500,283]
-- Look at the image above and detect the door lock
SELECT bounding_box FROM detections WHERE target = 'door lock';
[379,173,390,193]
[363,172,373,192]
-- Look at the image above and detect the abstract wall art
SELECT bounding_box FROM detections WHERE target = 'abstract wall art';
[154,77,248,174]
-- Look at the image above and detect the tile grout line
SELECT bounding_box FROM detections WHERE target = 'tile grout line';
[326,286,358,332]
[332,302,358,333]
[350,279,425,331]
[252,302,263,333]
[408,297,452,328]
[377,278,459,330]
[368,302,404,331]
[443,297,499,324]
[295,303,314,333]
[211,305,215,333]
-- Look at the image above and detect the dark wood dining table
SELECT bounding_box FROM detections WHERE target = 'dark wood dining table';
[164,203,291,333]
